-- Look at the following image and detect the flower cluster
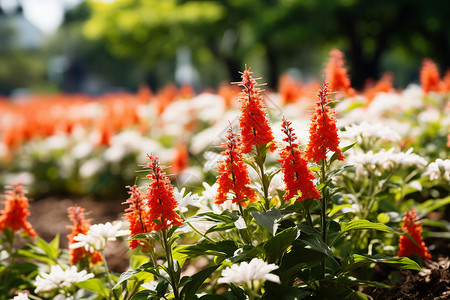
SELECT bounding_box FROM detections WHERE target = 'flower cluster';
[423,158,450,181]
[123,184,149,249]
[34,265,94,297]
[305,83,345,163]
[278,117,320,202]
[397,209,431,260]
[70,221,129,253]
[215,126,257,207]
[238,66,276,154]
[218,258,280,285]
[0,182,36,238]
[325,49,354,96]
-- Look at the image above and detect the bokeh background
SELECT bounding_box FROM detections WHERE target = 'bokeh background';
[1,0,449,96]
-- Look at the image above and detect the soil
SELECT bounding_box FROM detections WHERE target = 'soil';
[28,196,129,273]
[27,197,450,298]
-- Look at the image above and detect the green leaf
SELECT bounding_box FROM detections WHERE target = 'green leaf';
[180,265,219,300]
[264,227,300,263]
[34,236,61,261]
[417,196,450,214]
[179,240,237,258]
[339,254,421,275]
[340,220,404,235]
[329,204,353,218]
[76,278,109,297]
[251,207,282,236]
[130,290,152,300]
[113,262,154,289]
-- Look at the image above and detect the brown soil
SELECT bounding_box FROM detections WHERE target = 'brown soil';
[28,196,129,273]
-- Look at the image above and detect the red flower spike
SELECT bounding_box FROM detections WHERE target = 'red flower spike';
[238,66,276,154]
[305,83,345,163]
[146,154,183,232]
[325,49,354,96]
[0,183,36,238]
[420,58,440,94]
[215,126,258,207]
[279,117,321,202]
[123,184,150,249]
[397,209,431,260]
[66,205,102,264]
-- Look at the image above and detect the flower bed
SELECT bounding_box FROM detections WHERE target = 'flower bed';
[1,50,449,299]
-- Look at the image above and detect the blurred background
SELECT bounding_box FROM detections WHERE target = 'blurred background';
[1,0,449,96]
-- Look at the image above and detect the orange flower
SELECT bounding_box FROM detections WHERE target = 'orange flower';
[0,183,36,238]
[397,209,431,260]
[171,142,189,174]
[238,66,276,154]
[215,126,258,207]
[66,205,102,265]
[325,49,354,96]
[420,58,440,94]
[123,184,150,249]
[305,83,345,163]
[279,117,321,202]
[146,154,183,231]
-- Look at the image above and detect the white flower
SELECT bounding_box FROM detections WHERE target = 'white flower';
[423,159,450,181]
[70,221,130,252]
[218,258,280,285]
[12,292,29,300]
[340,122,401,144]
[174,187,200,213]
[34,265,94,296]
[346,148,427,177]
[234,217,247,230]
[79,158,105,178]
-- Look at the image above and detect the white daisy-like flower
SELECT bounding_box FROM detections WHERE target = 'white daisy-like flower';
[218,258,280,285]
[11,292,29,300]
[174,187,200,213]
[34,265,94,296]
[70,221,130,252]
[423,158,450,181]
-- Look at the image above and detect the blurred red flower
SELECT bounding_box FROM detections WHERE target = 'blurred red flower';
[0,183,36,238]
[420,58,440,94]
[66,205,102,264]
[397,209,431,260]
[325,49,355,96]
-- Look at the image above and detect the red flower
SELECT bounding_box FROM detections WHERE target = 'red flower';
[420,58,440,94]
[325,49,354,96]
[397,209,431,260]
[305,83,345,163]
[123,184,150,249]
[146,154,183,231]
[238,66,276,154]
[66,205,102,264]
[279,117,321,202]
[215,126,258,207]
[0,183,36,238]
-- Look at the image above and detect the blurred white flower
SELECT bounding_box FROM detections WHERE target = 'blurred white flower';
[346,148,427,177]
[423,159,450,181]
[218,258,280,285]
[191,93,225,122]
[234,217,247,229]
[44,134,70,151]
[12,293,29,300]
[71,140,94,159]
[34,265,94,296]
[418,108,440,125]
[70,221,130,252]
[340,122,401,145]
[177,166,204,186]
[79,158,105,178]
[268,170,285,197]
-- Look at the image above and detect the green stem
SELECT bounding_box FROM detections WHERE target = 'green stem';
[256,146,270,211]
[180,212,214,243]
[161,228,179,300]
[100,250,119,300]
[320,159,327,279]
